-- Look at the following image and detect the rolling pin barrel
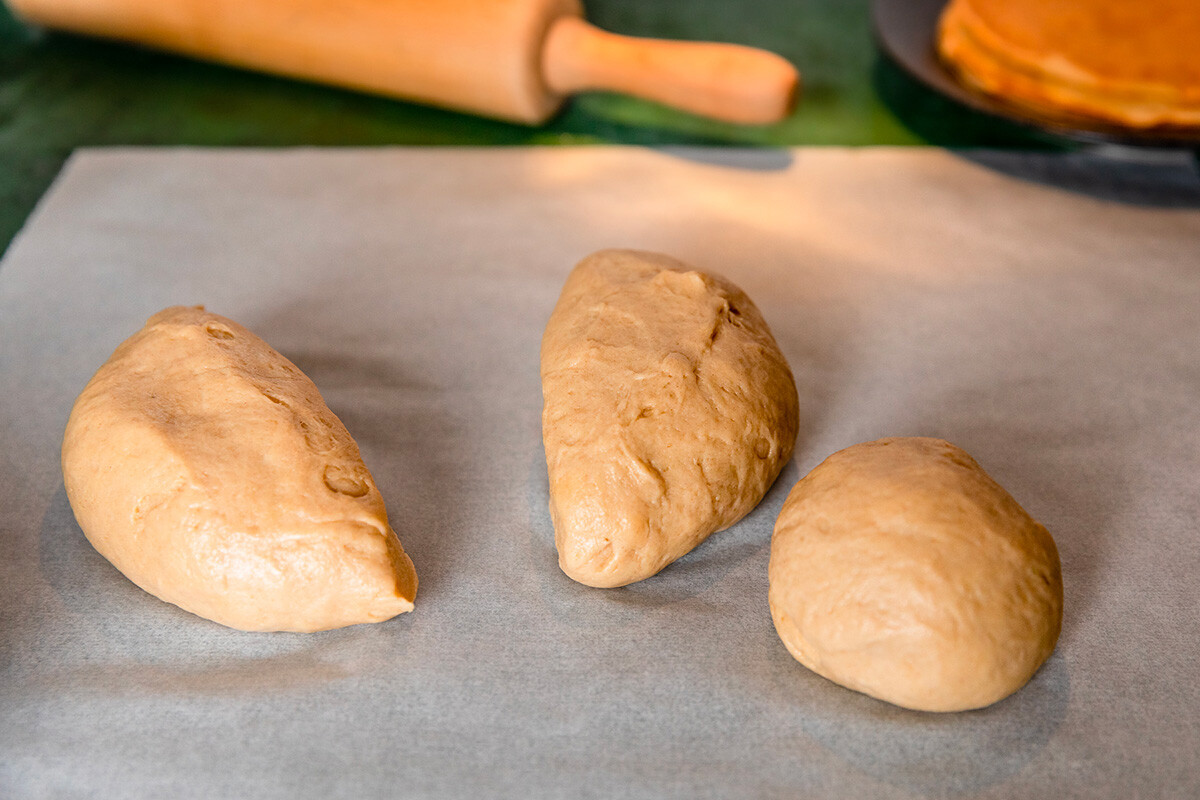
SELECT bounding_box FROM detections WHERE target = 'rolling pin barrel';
[7,0,798,125]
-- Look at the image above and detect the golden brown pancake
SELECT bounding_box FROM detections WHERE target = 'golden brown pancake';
[937,0,1200,128]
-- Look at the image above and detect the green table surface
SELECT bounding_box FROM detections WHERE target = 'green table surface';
[0,0,1060,254]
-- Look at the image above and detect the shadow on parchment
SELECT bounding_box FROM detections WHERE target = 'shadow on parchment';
[752,619,1069,799]
[525,450,799,631]
[655,146,795,172]
[35,485,409,696]
[956,150,1200,210]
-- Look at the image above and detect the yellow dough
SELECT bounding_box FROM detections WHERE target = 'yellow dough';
[769,437,1062,712]
[541,249,799,588]
[61,306,417,632]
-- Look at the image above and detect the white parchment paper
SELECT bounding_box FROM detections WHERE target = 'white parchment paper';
[1,147,1198,799]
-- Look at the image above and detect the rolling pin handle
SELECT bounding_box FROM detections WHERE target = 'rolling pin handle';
[541,16,800,125]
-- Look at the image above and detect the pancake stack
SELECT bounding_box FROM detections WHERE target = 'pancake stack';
[937,0,1200,128]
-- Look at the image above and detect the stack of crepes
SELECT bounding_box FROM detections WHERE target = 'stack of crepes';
[937,0,1200,129]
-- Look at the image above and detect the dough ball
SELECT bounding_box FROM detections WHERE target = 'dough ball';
[541,249,799,587]
[769,437,1062,711]
[62,306,417,632]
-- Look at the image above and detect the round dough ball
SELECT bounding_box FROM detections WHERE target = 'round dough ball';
[768,437,1062,712]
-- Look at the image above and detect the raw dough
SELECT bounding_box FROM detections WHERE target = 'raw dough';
[541,249,799,587]
[61,306,417,632]
[769,437,1062,712]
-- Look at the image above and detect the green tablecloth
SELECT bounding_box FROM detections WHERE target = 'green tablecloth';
[0,0,1056,253]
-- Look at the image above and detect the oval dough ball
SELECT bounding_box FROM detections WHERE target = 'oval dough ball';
[62,306,417,632]
[769,437,1062,712]
[541,249,799,588]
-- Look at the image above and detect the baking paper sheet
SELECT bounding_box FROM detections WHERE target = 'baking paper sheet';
[1,146,1199,799]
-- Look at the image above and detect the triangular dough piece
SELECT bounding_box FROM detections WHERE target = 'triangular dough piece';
[541,250,799,587]
[62,306,417,632]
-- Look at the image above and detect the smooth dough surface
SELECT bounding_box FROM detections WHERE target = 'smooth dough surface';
[62,306,417,632]
[769,437,1062,712]
[937,0,1200,128]
[541,249,799,588]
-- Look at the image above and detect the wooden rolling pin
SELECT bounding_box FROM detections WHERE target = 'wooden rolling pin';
[8,0,800,125]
